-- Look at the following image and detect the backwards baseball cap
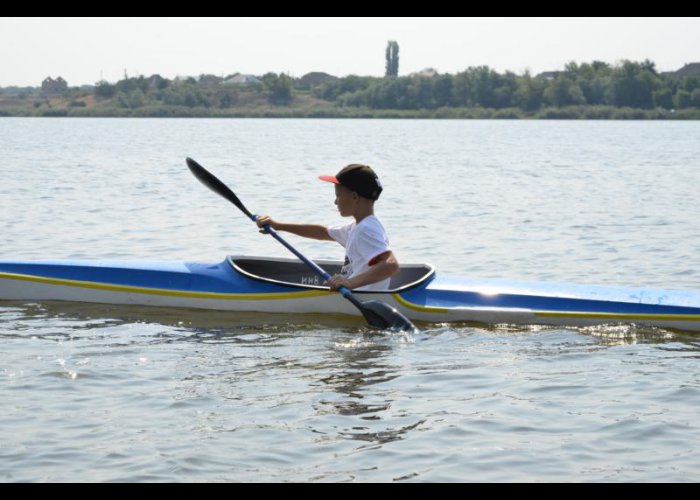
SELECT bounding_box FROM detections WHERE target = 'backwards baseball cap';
[319,164,383,201]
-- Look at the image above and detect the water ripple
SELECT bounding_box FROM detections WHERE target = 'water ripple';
[1,119,700,481]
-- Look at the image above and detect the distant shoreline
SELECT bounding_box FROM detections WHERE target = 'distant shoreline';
[2,106,699,120]
[3,60,699,120]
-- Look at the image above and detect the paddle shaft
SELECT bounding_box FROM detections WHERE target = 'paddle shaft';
[254,217,355,301]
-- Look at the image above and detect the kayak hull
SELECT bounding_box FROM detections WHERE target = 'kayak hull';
[1,256,700,331]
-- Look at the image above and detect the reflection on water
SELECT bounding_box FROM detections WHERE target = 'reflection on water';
[322,339,396,424]
[318,334,427,447]
[339,419,426,445]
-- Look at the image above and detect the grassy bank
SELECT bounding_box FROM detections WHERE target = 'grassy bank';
[2,105,699,119]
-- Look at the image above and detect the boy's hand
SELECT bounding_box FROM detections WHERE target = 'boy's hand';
[255,215,277,233]
[327,274,352,291]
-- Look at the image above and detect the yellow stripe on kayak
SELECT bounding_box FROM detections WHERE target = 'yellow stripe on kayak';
[392,293,449,313]
[535,310,700,322]
[0,271,331,301]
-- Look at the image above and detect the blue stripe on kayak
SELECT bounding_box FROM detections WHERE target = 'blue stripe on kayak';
[0,259,304,295]
[0,271,330,301]
[399,276,700,316]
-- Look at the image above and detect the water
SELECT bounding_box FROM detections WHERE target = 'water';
[1,118,699,482]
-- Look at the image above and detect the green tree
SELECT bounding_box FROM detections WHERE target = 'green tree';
[117,88,147,108]
[565,61,611,105]
[414,76,436,109]
[514,72,544,111]
[493,72,519,108]
[543,77,586,107]
[313,75,378,101]
[385,41,399,77]
[433,74,454,107]
[158,83,210,108]
[693,89,700,107]
[214,88,238,108]
[609,60,660,108]
[94,80,116,99]
[471,66,500,108]
[678,76,700,93]
[675,89,693,109]
[452,71,473,107]
[653,88,673,109]
[115,76,149,95]
[266,73,293,105]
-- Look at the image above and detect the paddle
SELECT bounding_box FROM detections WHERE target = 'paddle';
[186,157,418,333]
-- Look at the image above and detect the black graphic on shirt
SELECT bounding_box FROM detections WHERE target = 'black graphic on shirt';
[340,255,352,278]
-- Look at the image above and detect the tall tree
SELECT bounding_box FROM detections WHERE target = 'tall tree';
[385,41,399,77]
[610,60,659,108]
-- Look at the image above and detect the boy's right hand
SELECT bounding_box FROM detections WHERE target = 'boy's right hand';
[255,215,277,233]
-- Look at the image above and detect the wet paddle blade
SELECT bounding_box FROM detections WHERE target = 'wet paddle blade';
[357,300,418,333]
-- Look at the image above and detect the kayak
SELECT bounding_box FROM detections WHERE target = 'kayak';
[1,255,700,332]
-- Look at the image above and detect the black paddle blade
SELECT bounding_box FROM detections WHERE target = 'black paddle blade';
[186,157,255,220]
[357,300,418,333]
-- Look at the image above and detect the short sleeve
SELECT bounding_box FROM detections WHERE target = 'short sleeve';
[355,219,391,265]
[327,222,354,248]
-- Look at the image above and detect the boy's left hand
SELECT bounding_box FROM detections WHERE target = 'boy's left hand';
[327,274,352,291]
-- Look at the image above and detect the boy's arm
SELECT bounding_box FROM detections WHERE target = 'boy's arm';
[327,251,399,290]
[256,215,333,241]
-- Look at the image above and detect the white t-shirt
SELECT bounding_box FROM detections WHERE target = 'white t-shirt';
[327,215,392,292]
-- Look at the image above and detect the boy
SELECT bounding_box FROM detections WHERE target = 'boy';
[255,164,399,292]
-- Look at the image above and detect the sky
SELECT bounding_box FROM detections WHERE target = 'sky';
[1,17,699,87]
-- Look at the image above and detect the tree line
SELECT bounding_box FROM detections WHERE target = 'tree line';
[3,59,698,118]
[316,60,699,111]
[92,72,294,110]
[88,60,698,113]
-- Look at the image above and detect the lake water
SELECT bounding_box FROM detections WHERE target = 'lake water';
[1,118,699,482]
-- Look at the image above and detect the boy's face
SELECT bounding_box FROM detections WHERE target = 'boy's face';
[334,184,358,217]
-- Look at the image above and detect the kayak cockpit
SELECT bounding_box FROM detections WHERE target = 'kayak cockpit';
[227,255,435,292]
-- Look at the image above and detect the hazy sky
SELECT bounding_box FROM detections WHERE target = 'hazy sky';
[1,17,698,87]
